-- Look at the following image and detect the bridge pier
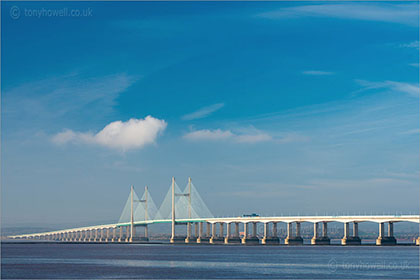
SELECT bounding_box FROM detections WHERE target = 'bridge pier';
[311,222,330,245]
[81,230,87,242]
[197,222,210,243]
[118,227,123,242]
[111,228,116,242]
[98,228,105,242]
[225,222,241,244]
[105,228,110,242]
[342,222,362,245]
[185,223,197,243]
[285,222,303,245]
[416,237,420,245]
[262,222,280,245]
[241,222,260,245]
[125,226,131,242]
[93,229,98,242]
[210,222,224,244]
[142,225,149,242]
[78,231,83,242]
[376,222,396,245]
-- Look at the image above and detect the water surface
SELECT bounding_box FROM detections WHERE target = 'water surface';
[1,242,418,279]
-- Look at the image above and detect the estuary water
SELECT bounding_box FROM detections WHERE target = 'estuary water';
[1,242,419,279]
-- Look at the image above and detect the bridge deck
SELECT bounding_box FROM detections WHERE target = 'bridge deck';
[8,215,420,239]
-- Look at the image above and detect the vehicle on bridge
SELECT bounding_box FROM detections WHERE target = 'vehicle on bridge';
[243,213,260,217]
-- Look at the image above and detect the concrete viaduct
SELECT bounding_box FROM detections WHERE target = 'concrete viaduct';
[8,177,420,246]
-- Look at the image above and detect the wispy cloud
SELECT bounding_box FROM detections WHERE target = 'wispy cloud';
[183,128,272,143]
[182,103,224,120]
[52,116,167,151]
[3,73,139,130]
[400,40,419,49]
[400,128,419,135]
[355,80,419,98]
[257,3,419,26]
[302,70,334,76]
[409,63,419,68]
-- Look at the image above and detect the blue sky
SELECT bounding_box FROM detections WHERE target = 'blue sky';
[2,2,419,227]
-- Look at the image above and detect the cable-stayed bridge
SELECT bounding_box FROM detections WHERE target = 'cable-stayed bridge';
[8,177,420,246]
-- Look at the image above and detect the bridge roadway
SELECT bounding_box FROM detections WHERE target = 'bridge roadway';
[8,215,420,246]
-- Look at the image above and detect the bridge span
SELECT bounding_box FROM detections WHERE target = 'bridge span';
[8,177,420,246]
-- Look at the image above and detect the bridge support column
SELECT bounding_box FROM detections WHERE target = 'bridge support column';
[185,223,197,243]
[273,222,278,237]
[129,225,139,242]
[262,222,280,245]
[118,227,123,242]
[241,223,248,244]
[78,231,83,242]
[169,177,185,244]
[416,237,420,245]
[196,222,205,243]
[83,231,87,242]
[225,222,241,244]
[210,223,216,244]
[125,226,130,242]
[111,228,116,242]
[105,228,110,242]
[144,225,149,241]
[198,222,210,243]
[95,228,100,242]
[95,229,100,242]
[376,222,396,245]
[312,222,330,245]
[195,223,199,238]
[342,222,361,245]
[285,222,303,245]
[242,222,260,245]
[197,222,203,243]
[185,223,192,243]
[210,223,224,244]
[235,223,240,238]
[99,228,105,242]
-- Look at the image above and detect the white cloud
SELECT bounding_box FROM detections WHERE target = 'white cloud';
[52,116,167,151]
[302,70,334,76]
[355,80,419,98]
[183,128,272,143]
[182,103,224,120]
[257,3,418,26]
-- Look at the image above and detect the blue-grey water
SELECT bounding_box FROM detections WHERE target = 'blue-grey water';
[1,242,419,279]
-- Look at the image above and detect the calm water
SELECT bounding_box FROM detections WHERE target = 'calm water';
[1,242,419,279]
